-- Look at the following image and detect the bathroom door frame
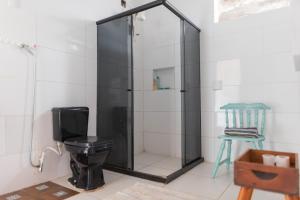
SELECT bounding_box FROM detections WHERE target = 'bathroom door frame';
[96,0,204,184]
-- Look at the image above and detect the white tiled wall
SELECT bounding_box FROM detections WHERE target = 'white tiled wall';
[133,19,145,154]
[0,0,124,194]
[130,0,300,163]
[133,5,182,158]
[195,0,300,162]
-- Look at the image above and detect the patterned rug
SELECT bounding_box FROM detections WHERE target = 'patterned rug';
[104,183,198,200]
[0,182,78,200]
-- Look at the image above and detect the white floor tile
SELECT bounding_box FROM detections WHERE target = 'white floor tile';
[165,173,232,199]
[66,193,102,200]
[52,162,299,200]
[134,163,147,171]
[103,182,208,200]
[150,157,182,171]
[188,162,232,178]
[89,176,163,199]
[134,152,167,166]
[219,183,283,200]
[138,166,174,177]
[134,152,181,176]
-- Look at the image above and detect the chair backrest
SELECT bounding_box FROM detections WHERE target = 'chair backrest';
[220,103,271,136]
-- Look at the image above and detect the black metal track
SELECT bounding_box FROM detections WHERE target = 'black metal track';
[96,0,201,32]
[103,164,166,183]
[96,0,164,25]
[166,157,204,183]
[103,157,204,184]
[163,1,200,32]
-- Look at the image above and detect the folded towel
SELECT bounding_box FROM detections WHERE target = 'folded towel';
[224,127,259,138]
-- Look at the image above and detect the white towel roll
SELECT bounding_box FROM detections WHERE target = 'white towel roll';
[275,155,290,168]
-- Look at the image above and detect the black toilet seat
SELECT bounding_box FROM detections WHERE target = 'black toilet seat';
[64,136,112,153]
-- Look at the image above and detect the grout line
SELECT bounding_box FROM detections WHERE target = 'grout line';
[134,153,181,176]
[37,45,86,58]
[216,182,233,200]
[134,153,169,169]
[201,80,300,89]
[36,80,86,86]
[143,131,181,135]
[201,135,300,146]
[201,110,300,114]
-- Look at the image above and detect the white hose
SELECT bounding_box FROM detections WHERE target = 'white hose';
[39,142,63,172]
[23,43,40,168]
[20,43,63,172]
[1,38,63,172]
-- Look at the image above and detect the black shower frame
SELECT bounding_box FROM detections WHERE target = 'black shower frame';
[96,0,200,31]
[96,0,204,184]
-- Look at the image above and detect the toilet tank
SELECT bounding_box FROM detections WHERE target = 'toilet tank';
[52,107,89,142]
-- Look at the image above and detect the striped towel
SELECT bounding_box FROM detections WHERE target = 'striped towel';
[224,127,259,138]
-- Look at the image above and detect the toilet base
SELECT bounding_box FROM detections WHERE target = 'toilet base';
[69,159,105,190]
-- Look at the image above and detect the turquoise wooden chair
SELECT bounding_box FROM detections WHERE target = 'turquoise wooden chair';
[211,103,271,178]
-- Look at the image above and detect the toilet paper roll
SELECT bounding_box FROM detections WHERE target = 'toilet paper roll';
[275,155,290,168]
[262,154,276,166]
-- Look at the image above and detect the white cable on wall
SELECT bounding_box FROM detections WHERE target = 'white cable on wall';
[0,36,29,49]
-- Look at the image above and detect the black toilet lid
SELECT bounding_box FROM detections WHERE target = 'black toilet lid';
[64,136,113,149]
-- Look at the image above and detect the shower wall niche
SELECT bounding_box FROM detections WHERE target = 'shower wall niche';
[97,0,202,183]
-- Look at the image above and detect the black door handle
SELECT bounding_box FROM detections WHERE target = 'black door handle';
[127,89,133,92]
[180,90,186,93]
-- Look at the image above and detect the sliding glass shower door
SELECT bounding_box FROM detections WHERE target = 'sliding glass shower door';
[182,21,201,166]
[97,16,133,170]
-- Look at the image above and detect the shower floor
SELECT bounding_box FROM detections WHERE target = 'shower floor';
[134,152,182,177]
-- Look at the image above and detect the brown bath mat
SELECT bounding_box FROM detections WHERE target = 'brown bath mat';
[0,182,79,200]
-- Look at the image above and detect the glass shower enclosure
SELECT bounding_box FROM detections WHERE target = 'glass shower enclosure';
[97,0,203,183]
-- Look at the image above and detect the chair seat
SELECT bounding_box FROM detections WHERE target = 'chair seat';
[218,134,265,141]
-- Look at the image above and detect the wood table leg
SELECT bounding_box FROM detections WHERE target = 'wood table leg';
[285,195,300,200]
[237,187,253,200]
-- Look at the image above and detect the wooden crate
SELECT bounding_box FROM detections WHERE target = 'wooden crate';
[234,149,299,196]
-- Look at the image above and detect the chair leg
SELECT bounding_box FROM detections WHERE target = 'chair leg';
[237,187,253,200]
[212,140,226,178]
[258,141,263,150]
[226,140,232,170]
[251,142,258,149]
[285,195,300,200]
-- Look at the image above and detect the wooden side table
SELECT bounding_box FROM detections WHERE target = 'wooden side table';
[237,187,299,200]
[234,149,299,200]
